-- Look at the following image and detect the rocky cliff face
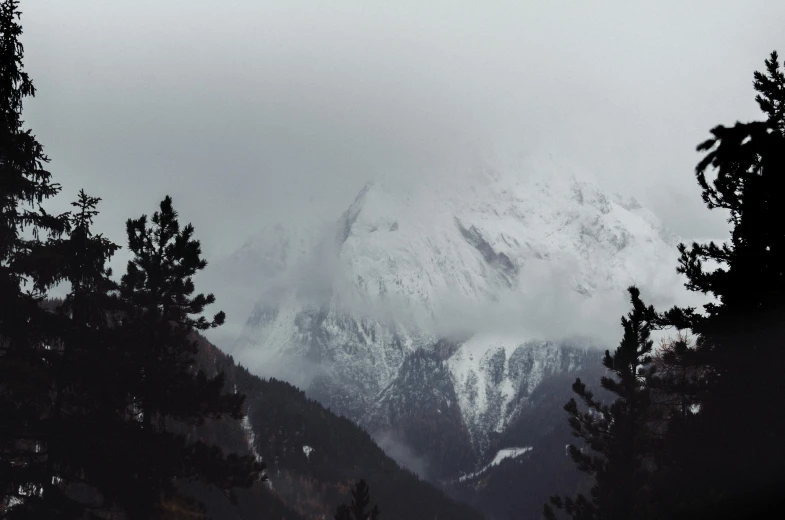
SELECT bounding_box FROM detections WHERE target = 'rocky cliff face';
[445,337,598,455]
[228,155,682,481]
[360,338,600,480]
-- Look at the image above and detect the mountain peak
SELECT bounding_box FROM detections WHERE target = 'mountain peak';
[230,156,686,444]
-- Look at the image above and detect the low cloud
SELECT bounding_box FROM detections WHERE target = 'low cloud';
[373,431,430,480]
[235,347,327,391]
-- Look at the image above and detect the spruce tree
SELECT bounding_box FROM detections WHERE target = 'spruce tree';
[0,0,69,513]
[334,479,380,520]
[545,287,658,520]
[654,50,785,517]
[115,196,263,517]
[34,191,122,517]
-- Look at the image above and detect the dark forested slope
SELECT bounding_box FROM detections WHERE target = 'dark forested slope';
[188,337,484,520]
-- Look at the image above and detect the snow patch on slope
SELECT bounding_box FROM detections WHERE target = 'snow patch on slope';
[489,447,533,467]
[241,415,264,465]
[459,447,534,482]
[302,445,314,460]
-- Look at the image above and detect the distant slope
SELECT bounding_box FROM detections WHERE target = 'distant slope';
[447,364,607,520]
[188,337,484,520]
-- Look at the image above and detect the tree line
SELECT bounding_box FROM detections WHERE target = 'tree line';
[546,50,785,519]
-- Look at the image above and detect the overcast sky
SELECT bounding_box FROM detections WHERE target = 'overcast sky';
[22,0,784,265]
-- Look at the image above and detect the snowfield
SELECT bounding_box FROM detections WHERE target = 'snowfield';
[229,154,688,456]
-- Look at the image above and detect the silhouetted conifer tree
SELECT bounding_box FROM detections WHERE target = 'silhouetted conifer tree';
[34,191,123,517]
[335,479,380,520]
[116,196,263,517]
[0,0,69,514]
[652,50,785,518]
[545,287,658,520]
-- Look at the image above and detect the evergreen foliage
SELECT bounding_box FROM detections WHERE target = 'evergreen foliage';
[0,0,69,514]
[112,196,263,517]
[0,4,263,515]
[651,50,785,518]
[545,287,658,520]
[334,479,380,520]
[33,191,123,517]
[546,49,785,520]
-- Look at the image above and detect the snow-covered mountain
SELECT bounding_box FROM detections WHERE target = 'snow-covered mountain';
[197,220,325,345]
[229,155,685,477]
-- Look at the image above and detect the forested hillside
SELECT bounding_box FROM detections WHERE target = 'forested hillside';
[189,337,484,520]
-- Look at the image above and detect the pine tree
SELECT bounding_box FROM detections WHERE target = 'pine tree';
[654,50,785,517]
[545,287,658,520]
[114,196,263,517]
[0,0,69,513]
[35,191,123,517]
[334,479,380,520]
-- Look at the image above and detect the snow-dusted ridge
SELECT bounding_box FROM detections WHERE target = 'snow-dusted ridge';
[447,336,595,451]
[230,155,686,460]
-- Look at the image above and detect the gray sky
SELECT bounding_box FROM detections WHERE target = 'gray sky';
[22,0,784,269]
